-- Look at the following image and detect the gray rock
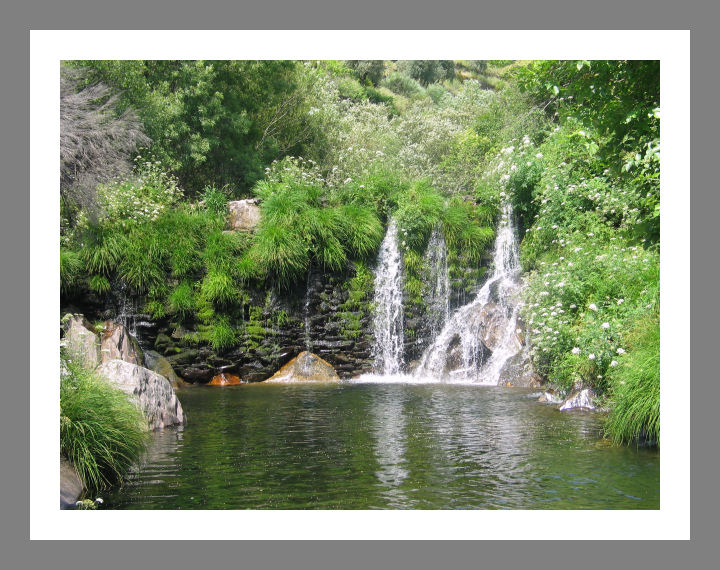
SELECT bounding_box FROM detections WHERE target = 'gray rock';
[558,388,597,411]
[60,456,84,509]
[61,313,101,370]
[227,198,261,232]
[96,360,185,430]
[100,321,144,366]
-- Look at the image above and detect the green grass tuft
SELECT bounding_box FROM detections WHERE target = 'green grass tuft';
[60,354,149,492]
[604,314,660,446]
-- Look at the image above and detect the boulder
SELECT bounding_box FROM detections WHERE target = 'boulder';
[100,321,144,366]
[558,388,597,411]
[227,198,261,232]
[60,456,84,509]
[96,360,185,430]
[538,390,562,404]
[207,372,244,386]
[144,349,185,388]
[60,313,101,370]
[263,351,340,383]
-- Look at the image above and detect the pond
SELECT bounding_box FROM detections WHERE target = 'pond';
[104,382,659,509]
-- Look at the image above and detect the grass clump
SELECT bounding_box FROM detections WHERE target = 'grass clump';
[60,354,149,492]
[604,315,660,445]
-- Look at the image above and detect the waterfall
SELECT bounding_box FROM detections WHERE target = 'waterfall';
[371,219,405,375]
[424,227,450,340]
[413,202,523,384]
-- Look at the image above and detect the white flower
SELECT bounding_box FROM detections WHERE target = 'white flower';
[571,347,581,355]
[601,322,610,329]
[588,353,596,360]
[617,299,624,305]
[616,348,626,355]
[569,304,577,309]
[589,303,598,311]
[536,153,543,158]
[610,360,618,367]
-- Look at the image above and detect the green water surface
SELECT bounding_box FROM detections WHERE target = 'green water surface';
[104,383,659,509]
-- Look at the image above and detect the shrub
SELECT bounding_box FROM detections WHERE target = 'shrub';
[381,72,424,97]
[60,354,149,492]
[202,185,229,215]
[425,84,448,105]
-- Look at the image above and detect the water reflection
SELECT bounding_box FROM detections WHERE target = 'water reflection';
[104,384,659,510]
[369,389,410,506]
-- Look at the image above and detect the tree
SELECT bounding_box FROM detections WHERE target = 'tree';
[60,65,149,222]
[344,60,386,85]
[73,60,306,196]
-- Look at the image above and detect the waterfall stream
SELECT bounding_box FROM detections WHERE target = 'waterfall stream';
[423,227,450,341]
[371,219,405,375]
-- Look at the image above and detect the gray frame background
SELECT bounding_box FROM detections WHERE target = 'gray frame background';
[2,1,716,568]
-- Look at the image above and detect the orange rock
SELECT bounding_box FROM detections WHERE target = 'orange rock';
[207,372,243,386]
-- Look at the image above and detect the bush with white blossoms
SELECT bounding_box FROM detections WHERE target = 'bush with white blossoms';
[486,118,660,394]
[94,158,183,230]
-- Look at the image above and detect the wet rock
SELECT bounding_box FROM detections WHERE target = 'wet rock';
[61,313,101,369]
[558,388,597,411]
[144,349,185,388]
[180,365,214,383]
[100,321,144,366]
[227,198,261,232]
[264,351,340,383]
[96,359,185,429]
[498,350,543,387]
[444,333,492,375]
[538,389,562,404]
[207,372,244,386]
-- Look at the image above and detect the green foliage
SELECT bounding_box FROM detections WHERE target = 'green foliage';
[60,353,149,492]
[168,281,195,318]
[200,270,236,306]
[394,181,445,251]
[442,198,496,263]
[208,318,238,352]
[425,84,448,105]
[74,60,304,195]
[399,60,455,86]
[604,314,660,445]
[80,226,124,276]
[344,60,386,85]
[88,274,111,295]
[382,72,424,97]
[60,249,83,295]
[202,185,229,215]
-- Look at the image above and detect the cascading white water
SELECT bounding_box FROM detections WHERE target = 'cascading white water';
[413,202,523,384]
[371,219,405,375]
[424,227,450,340]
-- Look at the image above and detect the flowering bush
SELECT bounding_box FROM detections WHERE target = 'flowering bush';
[95,158,182,229]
